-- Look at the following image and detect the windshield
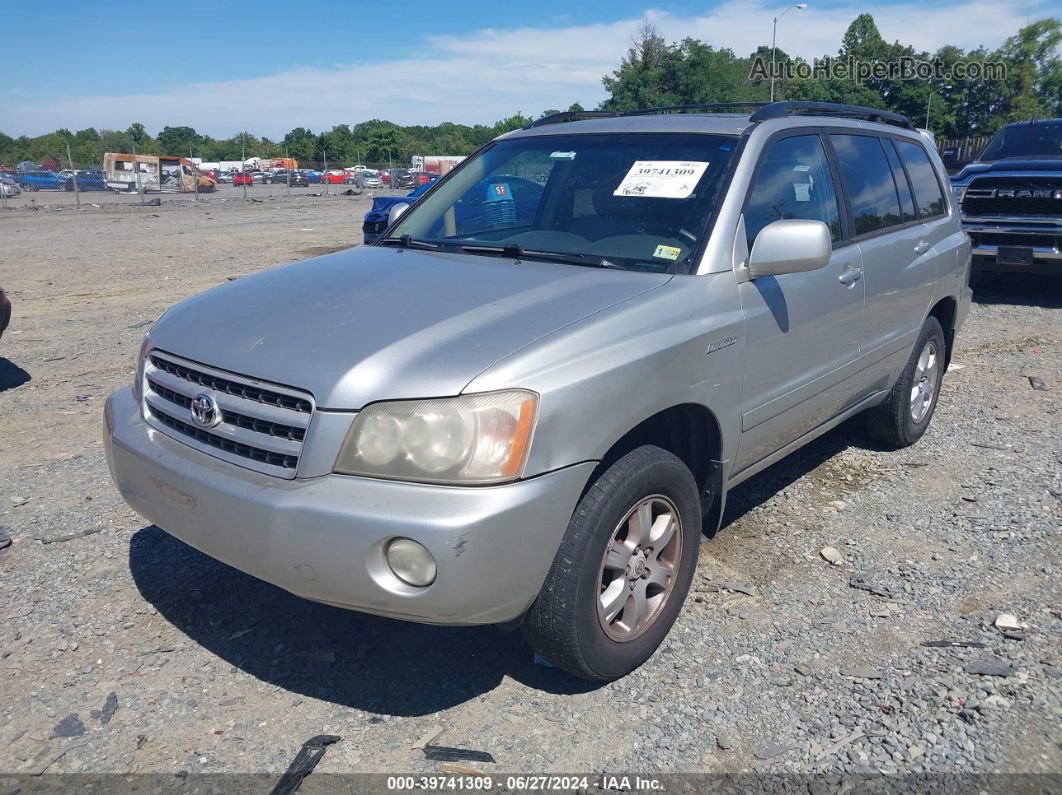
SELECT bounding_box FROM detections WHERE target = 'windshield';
[385,132,738,273]
[979,121,1062,161]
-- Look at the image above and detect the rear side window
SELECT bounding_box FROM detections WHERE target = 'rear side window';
[882,141,916,221]
[894,140,946,219]
[744,134,842,249]
[830,134,902,235]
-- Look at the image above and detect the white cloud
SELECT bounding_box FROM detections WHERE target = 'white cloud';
[3,1,1049,137]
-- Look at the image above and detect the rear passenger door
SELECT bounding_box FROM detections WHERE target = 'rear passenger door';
[733,131,866,473]
[829,132,943,360]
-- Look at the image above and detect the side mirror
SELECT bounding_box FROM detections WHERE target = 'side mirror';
[748,219,831,278]
[387,202,411,226]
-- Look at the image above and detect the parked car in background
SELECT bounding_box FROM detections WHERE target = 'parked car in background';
[322,170,354,185]
[233,172,254,187]
[303,170,323,184]
[215,172,235,184]
[356,171,382,189]
[262,170,307,186]
[62,170,108,191]
[411,171,437,186]
[0,174,20,198]
[250,171,267,183]
[0,286,10,340]
[18,170,65,191]
[388,168,415,189]
[950,118,1062,278]
[361,181,436,243]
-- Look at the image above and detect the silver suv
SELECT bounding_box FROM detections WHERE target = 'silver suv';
[105,101,972,681]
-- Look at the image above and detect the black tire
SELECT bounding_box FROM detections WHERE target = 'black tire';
[866,315,946,448]
[523,445,701,681]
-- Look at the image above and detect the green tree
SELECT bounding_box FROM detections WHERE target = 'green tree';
[157,125,199,155]
[126,122,149,145]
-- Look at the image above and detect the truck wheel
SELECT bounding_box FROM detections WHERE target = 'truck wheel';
[866,316,946,448]
[523,445,701,681]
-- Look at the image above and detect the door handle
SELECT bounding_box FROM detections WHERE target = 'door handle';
[914,240,930,255]
[838,267,863,286]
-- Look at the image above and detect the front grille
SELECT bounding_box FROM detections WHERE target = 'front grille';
[143,351,314,478]
[962,176,1062,217]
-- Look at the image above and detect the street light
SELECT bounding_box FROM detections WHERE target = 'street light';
[770,3,807,102]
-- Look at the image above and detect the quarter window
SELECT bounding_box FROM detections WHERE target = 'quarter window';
[831,134,903,235]
[744,134,842,249]
[894,140,946,219]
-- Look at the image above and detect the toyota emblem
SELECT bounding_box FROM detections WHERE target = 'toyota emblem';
[190,393,222,428]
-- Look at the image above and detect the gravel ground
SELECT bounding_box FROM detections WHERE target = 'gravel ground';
[1,193,1059,784]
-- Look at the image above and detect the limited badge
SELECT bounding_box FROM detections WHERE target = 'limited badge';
[653,244,681,261]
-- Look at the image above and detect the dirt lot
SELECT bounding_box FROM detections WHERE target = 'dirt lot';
[1,192,1059,784]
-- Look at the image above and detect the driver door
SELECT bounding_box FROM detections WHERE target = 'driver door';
[732,131,866,474]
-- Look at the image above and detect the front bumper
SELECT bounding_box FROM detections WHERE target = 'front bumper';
[105,388,593,625]
[963,219,1062,272]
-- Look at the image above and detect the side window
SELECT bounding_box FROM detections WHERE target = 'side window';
[882,140,916,221]
[744,134,842,249]
[830,134,902,235]
[894,139,946,219]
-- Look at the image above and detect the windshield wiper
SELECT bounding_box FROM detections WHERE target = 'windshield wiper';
[379,235,442,250]
[458,243,620,269]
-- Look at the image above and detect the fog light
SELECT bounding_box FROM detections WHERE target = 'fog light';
[385,538,437,587]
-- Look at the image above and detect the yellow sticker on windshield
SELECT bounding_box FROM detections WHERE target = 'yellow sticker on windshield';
[653,245,681,261]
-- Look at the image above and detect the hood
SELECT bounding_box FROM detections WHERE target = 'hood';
[954,156,1062,182]
[149,246,671,409]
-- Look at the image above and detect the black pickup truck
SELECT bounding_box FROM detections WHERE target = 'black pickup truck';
[950,119,1062,276]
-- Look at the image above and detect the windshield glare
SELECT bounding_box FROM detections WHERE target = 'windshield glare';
[386,132,738,273]
[979,121,1062,161]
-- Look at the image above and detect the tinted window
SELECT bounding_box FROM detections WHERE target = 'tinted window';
[883,141,916,221]
[744,134,842,249]
[831,134,902,235]
[894,139,946,219]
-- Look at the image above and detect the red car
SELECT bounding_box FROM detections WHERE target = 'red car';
[321,170,353,185]
[233,172,254,186]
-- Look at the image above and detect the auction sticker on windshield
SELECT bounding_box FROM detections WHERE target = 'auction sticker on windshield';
[613,161,709,199]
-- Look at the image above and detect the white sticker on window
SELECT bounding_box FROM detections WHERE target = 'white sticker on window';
[613,161,709,199]
[549,151,576,159]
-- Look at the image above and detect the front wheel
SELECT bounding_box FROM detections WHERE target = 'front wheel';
[523,445,701,681]
[865,315,946,448]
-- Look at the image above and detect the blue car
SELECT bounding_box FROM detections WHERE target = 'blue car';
[18,170,65,191]
[361,175,544,245]
[362,180,436,244]
[303,170,323,184]
[63,170,108,191]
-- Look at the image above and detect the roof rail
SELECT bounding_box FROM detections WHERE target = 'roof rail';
[527,111,619,128]
[525,100,913,130]
[527,103,769,128]
[750,101,913,129]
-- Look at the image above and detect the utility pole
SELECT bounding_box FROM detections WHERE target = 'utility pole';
[66,141,81,207]
[286,150,291,195]
[770,4,807,102]
[241,134,248,201]
[323,147,328,195]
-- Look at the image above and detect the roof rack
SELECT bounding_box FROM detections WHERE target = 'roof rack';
[525,100,913,130]
[749,101,914,129]
[527,102,769,128]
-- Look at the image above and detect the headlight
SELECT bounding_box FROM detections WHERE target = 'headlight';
[952,185,966,204]
[132,334,153,402]
[334,390,538,484]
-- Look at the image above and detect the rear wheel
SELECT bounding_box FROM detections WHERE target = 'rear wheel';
[866,316,946,448]
[523,445,701,681]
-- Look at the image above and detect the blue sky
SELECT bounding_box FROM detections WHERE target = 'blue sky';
[3,0,1055,137]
